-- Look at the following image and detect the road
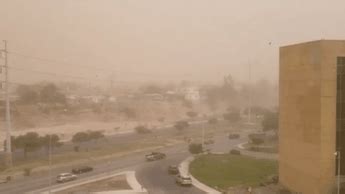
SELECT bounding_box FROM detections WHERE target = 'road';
[136,145,204,194]
[0,122,261,194]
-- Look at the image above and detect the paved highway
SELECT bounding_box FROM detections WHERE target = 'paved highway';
[0,122,260,194]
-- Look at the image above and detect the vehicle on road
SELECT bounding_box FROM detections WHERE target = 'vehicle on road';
[168,165,179,175]
[176,174,192,186]
[0,176,10,184]
[145,152,166,161]
[228,133,240,139]
[72,166,93,174]
[56,173,77,183]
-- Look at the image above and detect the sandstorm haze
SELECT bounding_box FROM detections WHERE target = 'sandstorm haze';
[0,0,344,84]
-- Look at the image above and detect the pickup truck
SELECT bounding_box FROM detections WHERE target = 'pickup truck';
[145,152,166,161]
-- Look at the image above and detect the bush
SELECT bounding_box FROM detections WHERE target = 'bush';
[135,125,152,134]
[189,143,203,154]
[24,168,32,176]
[74,145,80,152]
[229,149,241,155]
[174,121,189,131]
[208,118,218,125]
[251,138,264,145]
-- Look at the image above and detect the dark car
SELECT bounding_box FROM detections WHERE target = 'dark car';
[145,152,166,161]
[228,133,240,139]
[168,165,179,175]
[71,166,93,174]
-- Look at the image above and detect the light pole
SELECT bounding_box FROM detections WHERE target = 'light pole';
[48,134,52,194]
[336,151,341,194]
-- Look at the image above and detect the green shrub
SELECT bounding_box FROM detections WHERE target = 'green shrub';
[189,143,203,154]
[229,149,241,155]
[135,125,152,134]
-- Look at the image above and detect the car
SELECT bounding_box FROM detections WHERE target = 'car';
[0,176,11,184]
[71,166,93,174]
[204,139,215,145]
[175,174,192,186]
[228,133,240,139]
[168,165,179,175]
[145,152,166,161]
[56,173,77,183]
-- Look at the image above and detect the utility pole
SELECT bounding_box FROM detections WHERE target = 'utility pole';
[248,60,252,124]
[48,134,52,194]
[201,122,205,148]
[2,40,12,167]
[337,150,341,194]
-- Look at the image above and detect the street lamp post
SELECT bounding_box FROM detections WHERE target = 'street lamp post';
[337,151,341,194]
[48,134,52,194]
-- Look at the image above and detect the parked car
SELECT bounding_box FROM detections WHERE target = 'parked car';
[72,166,93,174]
[145,152,166,161]
[176,174,192,186]
[228,133,240,139]
[168,165,179,175]
[56,173,77,183]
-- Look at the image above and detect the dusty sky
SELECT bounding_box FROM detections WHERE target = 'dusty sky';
[1,0,345,85]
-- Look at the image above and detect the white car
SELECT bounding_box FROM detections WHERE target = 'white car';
[56,173,77,183]
[176,174,192,186]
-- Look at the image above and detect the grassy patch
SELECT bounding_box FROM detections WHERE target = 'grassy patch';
[190,154,277,190]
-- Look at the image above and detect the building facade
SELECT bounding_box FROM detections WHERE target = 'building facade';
[279,40,345,194]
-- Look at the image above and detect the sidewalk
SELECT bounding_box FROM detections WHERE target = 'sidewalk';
[179,156,221,194]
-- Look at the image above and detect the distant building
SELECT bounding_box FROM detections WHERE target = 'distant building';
[279,40,345,194]
[179,87,200,102]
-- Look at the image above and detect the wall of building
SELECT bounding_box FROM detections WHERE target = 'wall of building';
[279,40,345,194]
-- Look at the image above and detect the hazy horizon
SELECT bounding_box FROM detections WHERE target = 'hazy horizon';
[1,0,345,86]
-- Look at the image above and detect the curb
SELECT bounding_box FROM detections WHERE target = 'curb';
[179,156,221,194]
[26,171,148,194]
[237,142,248,150]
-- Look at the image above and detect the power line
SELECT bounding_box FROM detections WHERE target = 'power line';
[8,66,101,81]
[8,51,113,72]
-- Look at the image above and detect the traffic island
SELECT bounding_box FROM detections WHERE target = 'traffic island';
[189,154,278,193]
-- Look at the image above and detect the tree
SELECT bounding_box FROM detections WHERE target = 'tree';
[120,107,137,119]
[189,143,203,154]
[223,111,241,123]
[16,85,39,104]
[174,121,189,131]
[186,111,198,119]
[40,83,66,104]
[72,132,90,144]
[40,134,63,154]
[208,118,218,125]
[14,132,42,159]
[208,118,218,130]
[135,126,152,134]
[140,84,164,94]
[88,131,105,141]
[262,111,279,132]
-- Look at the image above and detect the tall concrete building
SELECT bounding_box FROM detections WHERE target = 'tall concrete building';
[279,40,345,194]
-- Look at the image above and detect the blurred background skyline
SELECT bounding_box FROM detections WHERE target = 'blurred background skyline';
[1,0,345,85]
